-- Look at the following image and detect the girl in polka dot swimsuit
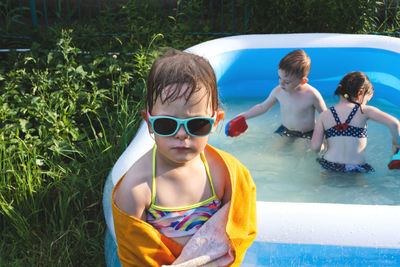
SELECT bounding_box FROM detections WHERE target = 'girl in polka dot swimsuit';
[311,71,400,173]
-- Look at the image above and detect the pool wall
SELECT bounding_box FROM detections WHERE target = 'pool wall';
[186,34,400,105]
[103,34,400,266]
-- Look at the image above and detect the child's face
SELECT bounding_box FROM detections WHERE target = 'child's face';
[278,69,305,91]
[147,84,217,164]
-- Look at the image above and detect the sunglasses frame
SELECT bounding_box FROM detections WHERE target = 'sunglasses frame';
[147,111,216,137]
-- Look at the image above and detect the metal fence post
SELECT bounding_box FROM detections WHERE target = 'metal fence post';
[396,0,399,31]
[29,0,39,29]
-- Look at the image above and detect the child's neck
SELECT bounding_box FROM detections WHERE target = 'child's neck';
[158,154,205,182]
[338,96,360,105]
[157,152,203,172]
[292,83,307,92]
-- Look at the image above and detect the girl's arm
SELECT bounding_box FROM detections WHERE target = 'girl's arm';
[239,88,278,119]
[222,173,232,206]
[114,170,151,221]
[311,113,325,152]
[365,105,400,154]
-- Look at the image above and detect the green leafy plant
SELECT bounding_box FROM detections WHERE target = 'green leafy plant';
[0,29,161,266]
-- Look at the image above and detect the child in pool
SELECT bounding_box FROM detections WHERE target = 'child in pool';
[311,71,400,173]
[111,49,257,266]
[226,49,327,139]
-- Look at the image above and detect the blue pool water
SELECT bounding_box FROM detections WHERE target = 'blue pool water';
[209,95,400,205]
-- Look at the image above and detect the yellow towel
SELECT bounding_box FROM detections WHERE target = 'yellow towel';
[112,144,257,267]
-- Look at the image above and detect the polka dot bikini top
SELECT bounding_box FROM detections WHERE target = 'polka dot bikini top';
[324,104,367,138]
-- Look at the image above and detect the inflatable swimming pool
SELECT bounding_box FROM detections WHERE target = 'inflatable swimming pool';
[103,33,400,266]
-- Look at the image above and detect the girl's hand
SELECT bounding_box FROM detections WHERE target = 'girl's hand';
[321,142,326,153]
[392,144,400,156]
[388,145,400,169]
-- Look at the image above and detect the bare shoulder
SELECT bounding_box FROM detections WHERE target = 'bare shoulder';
[270,85,282,96]
[113,149,153,219]
[305,84,323,96]
[362,104,400,127]
[270,85,285,101]
[204,146,232,204]
[362,104,390,120]
[363,104,379,113]
[362,104,383,118]
[304,84,327,112]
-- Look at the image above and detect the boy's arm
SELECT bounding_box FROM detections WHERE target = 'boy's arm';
[313,89,327,114]
[239,89,278,119]
[311,113,325,152]
[225,88,278,137]
[365,105,400,154]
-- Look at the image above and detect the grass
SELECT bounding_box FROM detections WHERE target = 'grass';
[0,30,171,266]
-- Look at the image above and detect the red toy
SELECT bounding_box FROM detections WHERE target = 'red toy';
[225,116,248,137]
[388,149,400,170]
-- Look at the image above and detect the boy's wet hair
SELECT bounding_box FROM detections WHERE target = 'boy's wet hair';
[146,49,219,113]
[335,71,374,107]
[278,49,311,79]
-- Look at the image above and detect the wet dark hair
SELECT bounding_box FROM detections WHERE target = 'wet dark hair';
[146,48,219,113]
[334,71,374,110]
[278,49,311,79]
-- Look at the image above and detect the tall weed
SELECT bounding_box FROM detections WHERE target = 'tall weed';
[0,30,158,266]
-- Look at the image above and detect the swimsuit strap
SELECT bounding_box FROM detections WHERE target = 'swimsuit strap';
[344,104,360,124]
[151,145,216,206]
[329,107,342,125]
[329,104,360,125]
[151,145,157,205]
[200,150,217,197]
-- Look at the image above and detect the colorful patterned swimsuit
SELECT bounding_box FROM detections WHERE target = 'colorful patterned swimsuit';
[146,146,221,238]
[317,104,374,173]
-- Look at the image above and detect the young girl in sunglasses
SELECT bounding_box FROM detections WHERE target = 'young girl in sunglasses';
[112,49,257,266]
[311,71,400,173]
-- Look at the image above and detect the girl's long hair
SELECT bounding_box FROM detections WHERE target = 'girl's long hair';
[334,71,374,112]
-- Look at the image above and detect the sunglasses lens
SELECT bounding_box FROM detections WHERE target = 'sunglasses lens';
[153,118,177,135]
[187,119,212,136]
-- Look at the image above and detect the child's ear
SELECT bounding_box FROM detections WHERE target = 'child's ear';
[301,77,309,84]
[142,109,154,134]
[211,110,224,133]
[356,89,365,102]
